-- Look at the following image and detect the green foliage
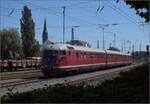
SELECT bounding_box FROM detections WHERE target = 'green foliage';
[0,28,24,59]
[108,47,120,52]
[32,40,40,57]
[132,51,148,61]
[132,51,147,56]
[125,0,149,22]
[20,5,40,58]
[1,63,149,103]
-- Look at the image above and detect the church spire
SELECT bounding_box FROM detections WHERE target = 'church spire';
[42,18,48,44]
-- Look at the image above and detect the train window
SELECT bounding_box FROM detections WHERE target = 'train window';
[68,51,71,55]
[43,50,58,58]
[62,51,66,55]
[84,55,86,59]
[67,46,74,50]
[53,50,58,56]
[80,52,82,58]
[59,51,66,55]
[81,52,84,59]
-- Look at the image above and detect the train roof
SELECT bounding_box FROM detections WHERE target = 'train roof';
[106,50,131,56]
[43,43,105,53]
[43,42,131,56]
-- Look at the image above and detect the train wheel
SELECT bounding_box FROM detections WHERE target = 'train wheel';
[41,66,54,77]
[14,68,17,71]
[8,68,13,72]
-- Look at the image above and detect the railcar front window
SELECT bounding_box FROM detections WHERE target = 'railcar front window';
[43,50,66,58]
[43,50,58,58]
[59,50,66,55]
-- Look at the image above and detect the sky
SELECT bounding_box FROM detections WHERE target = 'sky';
[0,0,149,52]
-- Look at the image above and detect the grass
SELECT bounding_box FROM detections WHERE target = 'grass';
[1,62,149,103]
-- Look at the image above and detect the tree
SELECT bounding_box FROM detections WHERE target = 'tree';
[0,28,24,59]
[124,0,149,22]
[42,18,48,44]
[20,5,40,58]
[108,47,120,52]
[132,51,148,61]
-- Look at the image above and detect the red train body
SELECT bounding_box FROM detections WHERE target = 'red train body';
[42,43,132,76]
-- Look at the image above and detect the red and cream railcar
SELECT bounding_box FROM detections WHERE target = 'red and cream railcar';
[106,50,132,67]
[42,43,132,76]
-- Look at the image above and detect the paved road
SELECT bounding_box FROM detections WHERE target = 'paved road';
[0,63,143,97]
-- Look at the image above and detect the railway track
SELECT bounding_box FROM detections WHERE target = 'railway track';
[0,67,40,73]
[0,78,41,88]
[70,63,141,85]
[0,63,143,97]
[0,69,42,80]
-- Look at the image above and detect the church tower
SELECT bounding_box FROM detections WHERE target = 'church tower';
[42,18,48,44]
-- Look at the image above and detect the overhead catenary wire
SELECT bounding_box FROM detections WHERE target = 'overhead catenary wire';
[108,1,139,24]
[102,0,147,37]
[0,0,147,50]
[96,0,104,14]
[1,2,146,27]
[8,9,14,16]
[66,1,144,26]
[0,3,144,46]
[0,14,19,20]
[66,0,95,7]
[26,1,97,27]
[102,1,139,26]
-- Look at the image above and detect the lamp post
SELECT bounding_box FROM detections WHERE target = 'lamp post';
[71,26,80,40]
[98,23,118,49]
[98,24,109,49]
[126,40,131,53]
[113,33,116,47]
[62,6,66,43]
